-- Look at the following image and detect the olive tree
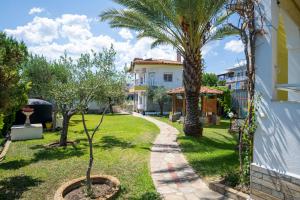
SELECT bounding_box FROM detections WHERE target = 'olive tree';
[148,86,170,116]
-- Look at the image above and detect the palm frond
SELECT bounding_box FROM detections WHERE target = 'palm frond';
[208,25,239,41]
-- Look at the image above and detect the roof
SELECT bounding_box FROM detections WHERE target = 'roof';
[128,58,182,72]
[28,98,52,105]
[133,58,182,65]
[167,86,223,95]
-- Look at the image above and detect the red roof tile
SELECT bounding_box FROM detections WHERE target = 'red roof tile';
[167,86,223,95]
[133,58,182,65]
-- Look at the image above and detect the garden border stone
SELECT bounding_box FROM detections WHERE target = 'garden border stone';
[209,182,250,200]
[54,175,120,200]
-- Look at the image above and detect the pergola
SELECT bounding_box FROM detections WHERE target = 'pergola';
[167,86,223,116]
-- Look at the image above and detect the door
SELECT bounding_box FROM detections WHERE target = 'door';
[149,72,155,86]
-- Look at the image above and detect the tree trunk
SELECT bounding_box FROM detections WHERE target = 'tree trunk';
[86,137,94,196]
[108,97,113,114]
[59,113,69,146]
[52,111,57,132]
[159,102,164,116]
[182,53,203,137]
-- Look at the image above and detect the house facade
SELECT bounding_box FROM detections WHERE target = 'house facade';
[128,57,183,113]
[217,64,248,90]
[251,0,300,199]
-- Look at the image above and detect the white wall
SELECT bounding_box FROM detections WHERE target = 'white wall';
[135,64,183,89]
[254,0,300,177]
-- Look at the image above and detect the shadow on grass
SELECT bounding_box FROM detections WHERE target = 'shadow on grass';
[0,144,84,170]
[0,175,43,200]
[178,135,235,152]
[177,132,238,177]
[204,121,230,130]
[0,159,31,170]
[189,153,238,177]
[100,136,135,149]
[68,119,83,127]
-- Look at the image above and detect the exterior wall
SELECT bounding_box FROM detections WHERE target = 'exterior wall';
[251,164,300,200]
[252,0,300,199]
[217,65,247,90]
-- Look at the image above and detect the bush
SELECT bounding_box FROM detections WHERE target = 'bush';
[223,169,240,187]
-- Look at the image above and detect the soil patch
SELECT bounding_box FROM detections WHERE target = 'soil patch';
[64,183,116,200]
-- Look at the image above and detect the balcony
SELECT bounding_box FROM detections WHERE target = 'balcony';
[129,85,148,93]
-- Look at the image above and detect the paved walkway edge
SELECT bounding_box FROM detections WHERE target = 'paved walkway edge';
[133,113,226,200]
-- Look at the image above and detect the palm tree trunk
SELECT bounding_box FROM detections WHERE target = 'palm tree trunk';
[182,54,203,137]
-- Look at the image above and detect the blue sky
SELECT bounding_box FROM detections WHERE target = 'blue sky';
[0,0,245,74]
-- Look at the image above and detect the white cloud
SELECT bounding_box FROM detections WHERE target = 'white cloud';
[202,41,220,57]
[224,39,244,53]
[233,60,246,67]
[5,17,59,44]
[118,28,133,40]
[29,7,45,15]
[4,14,176,68]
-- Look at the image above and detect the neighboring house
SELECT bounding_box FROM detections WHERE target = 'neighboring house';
[218,64,248,118]
[251,0,300,199]
[128,57,183,113]
[217,64,248,90]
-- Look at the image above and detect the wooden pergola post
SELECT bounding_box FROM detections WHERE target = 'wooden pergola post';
[172,94,176,114]
[182,94,186,116]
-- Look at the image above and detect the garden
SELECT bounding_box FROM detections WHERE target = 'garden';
[0,114,160,200]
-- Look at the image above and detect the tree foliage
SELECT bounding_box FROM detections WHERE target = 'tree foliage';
[22,54,70,100]
[202,73,219,87]
[0,32,29,136]
[50,47,125,146]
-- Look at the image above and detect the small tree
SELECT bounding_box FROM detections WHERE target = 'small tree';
[202,73,219,87]
[148,86,169,115]
[80,106,108,196]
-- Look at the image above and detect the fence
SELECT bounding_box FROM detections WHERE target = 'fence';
[231,89,248,119]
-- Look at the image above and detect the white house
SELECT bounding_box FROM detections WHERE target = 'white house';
[128,57,183,113]
[217,63,248,90]
[251,0,300,199]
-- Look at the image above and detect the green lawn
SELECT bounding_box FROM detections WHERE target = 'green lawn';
[0,114,160,200]
[155,117,239,182]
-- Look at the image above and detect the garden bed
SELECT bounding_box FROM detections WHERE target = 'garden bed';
[55,175,120,200]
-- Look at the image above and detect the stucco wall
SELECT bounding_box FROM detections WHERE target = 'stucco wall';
[254,0,300,178]
[135,64,183,89]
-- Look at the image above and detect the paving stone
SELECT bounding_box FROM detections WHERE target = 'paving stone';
[133,113,225,200]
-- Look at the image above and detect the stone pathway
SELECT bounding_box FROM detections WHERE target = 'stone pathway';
[133,113,227,200]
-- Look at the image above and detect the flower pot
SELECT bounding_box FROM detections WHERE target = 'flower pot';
[45,122,52,130]
[54,175,120,200]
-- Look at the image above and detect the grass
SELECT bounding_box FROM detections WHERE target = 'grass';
[155,116,239,182]
[0,114,160,200]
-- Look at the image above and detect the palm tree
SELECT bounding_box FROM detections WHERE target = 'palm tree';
[101,0,237,136]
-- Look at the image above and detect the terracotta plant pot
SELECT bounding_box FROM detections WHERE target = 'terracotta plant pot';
[54,175,120,200]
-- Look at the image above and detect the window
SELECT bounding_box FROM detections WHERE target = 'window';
[140,77,144,85]
[163,73,173,82]
[275,11,300,102]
